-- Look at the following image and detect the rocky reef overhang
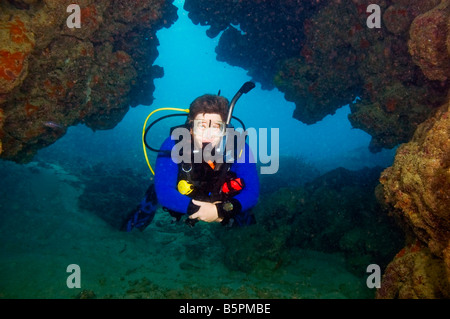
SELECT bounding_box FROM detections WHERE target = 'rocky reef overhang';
[0,0,177,162]
[184,0,449,152]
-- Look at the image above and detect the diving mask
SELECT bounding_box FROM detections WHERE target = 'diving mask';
[192,119,226,138]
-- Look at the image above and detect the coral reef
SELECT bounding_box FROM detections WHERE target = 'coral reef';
[377,101,450,298]
[185,0,448,151]
[0,0,177,162]
[408,0,450,82]
[285,0,448,150]
[184,0,325,90]
[274,1,365,124]
[376,240,450,298]
[218,166,404,277]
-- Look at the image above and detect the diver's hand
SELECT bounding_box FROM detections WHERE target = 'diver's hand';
[190,200,223,223]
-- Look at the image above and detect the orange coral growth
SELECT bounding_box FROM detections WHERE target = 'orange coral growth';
[410,240,422,253]
[385,98,397,112]
[92,75,101,84]
[8,18,32,45]
[66,81,75,89]
[115,51,131,64]
[300,46,313,63]
[81,5,99,28]
[140,13,152,23]
[394,240,423,259]
[359,39,371,49]
[0,50,25,81]
[44,79,65,99]
[395,247,406,258]
[395,9,408,17]
[81,5,98,19]
[23,126,45,141]
[356,4,368,15]
[25,102,38,116]
[348,23,363,37]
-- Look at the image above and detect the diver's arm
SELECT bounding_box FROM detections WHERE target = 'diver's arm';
[154,137,193,214]
[189,199,222,223]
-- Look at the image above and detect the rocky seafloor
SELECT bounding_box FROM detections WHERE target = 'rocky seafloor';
[0,155,401,299]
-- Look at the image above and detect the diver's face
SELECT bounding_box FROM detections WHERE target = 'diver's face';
[191,113,225,149]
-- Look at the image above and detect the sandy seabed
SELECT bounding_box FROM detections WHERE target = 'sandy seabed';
[0,161,372,299]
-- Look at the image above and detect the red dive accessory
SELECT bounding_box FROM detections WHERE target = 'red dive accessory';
[221,177,245,195]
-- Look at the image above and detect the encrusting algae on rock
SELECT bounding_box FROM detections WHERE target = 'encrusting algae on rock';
[184,0,449,152]
[377,100,450,298]
[376,239,450,298]
[408,0,450,82]
[374,0,450,298]
[0,0,177,163]
[0,15,35,96]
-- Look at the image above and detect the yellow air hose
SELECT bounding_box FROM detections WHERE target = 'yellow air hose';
[142,107,189,176]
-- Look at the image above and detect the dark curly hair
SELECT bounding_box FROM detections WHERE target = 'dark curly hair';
[188,94,229,122]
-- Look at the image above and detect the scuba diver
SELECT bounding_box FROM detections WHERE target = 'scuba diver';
[122,82,260,231]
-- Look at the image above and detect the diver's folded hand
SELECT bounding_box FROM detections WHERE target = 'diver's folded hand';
[190,200,223,223]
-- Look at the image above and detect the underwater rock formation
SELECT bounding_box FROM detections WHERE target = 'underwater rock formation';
[408,0,450,82]
[278,0,449,151]
[218,166,404,277]
[0,0,177,162]
[184,0,325,90]
[78,163,150,230]
[185,0,449,151]
[377,101,450,298]
[376,240,450,298]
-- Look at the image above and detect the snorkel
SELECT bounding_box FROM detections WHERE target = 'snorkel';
[226,81,255,125]
[221,81,255,161]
